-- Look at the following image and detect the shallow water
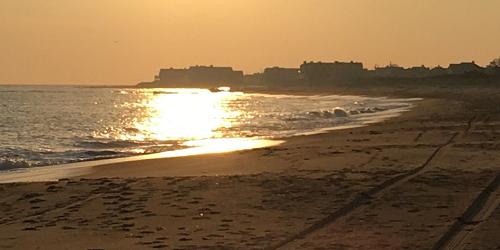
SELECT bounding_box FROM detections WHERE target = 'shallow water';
[0,85,416,170]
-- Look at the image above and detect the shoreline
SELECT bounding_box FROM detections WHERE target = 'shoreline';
[0,139,284,183]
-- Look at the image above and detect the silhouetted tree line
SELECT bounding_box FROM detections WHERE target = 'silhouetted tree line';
[489,57,500,68]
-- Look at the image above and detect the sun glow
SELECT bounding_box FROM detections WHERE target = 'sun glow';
[97,88,284,156]
[154,138,284,158]
[134,88,242,141]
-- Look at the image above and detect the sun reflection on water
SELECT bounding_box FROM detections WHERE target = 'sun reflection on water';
[134,88,242,141]
[115,88,282,154]
[100,88,281,154]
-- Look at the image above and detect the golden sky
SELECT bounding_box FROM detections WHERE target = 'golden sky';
[1,0,499,84]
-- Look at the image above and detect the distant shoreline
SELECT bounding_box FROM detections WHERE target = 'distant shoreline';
[1,70,499,90]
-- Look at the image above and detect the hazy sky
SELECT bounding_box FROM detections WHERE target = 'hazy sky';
[1,0,500,84]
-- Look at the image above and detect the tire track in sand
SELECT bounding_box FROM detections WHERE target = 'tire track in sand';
[267,132,459,250]
[432,173,500,250]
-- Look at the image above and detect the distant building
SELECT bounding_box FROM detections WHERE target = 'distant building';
[430,66,447,77]
[157,68,188,83]
[371,64,406,78]
[150,65,243,87]
[329,62,365,80]
[371,64,433,78]
[263,67,300,86]
[139,58,497,88]
[188,66,243,84]
[243,73,264,85]
[485,66,500,75]
[300,61,365,84]
[448,62,483,75]
[405,66,431,78]
[300,62,335,82]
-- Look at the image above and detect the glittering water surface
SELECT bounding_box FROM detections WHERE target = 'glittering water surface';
[0,85,416,170]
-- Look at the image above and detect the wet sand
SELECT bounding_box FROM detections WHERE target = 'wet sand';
[1,85,500,249]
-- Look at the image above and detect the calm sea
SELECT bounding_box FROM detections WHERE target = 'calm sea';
[0,85,416,170]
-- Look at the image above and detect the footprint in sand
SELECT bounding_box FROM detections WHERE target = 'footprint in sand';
[122,223,135,228]
[142,211,157,217]
[152,244,168,249]
[121,191,135,196]
[46,185,63,192]
[120,216,135,221]
[44,222,57,227]
[136,241,154,246]
[192,215,210,220]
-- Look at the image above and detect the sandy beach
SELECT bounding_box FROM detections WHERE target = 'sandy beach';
[1,85,500,249]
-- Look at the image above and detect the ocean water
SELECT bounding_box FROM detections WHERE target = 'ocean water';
[0,85,416,170]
